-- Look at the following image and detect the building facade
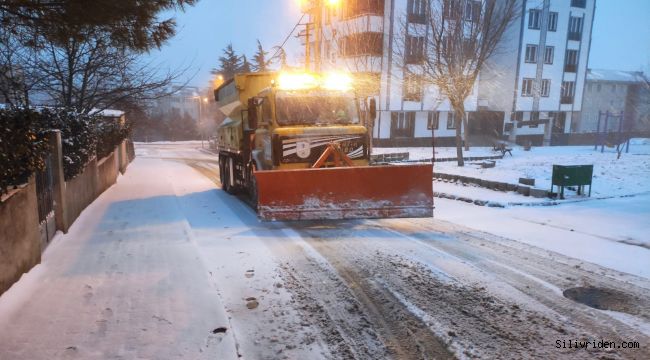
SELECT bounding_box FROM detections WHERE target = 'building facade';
[153,85,202,122]
[309,0,596,146]
[580,69,650,133]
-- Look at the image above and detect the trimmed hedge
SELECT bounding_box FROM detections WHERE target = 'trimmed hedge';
[96,118,131,160]
[1,107,130,191]
[41,108,99,181]
[0,108,51,195]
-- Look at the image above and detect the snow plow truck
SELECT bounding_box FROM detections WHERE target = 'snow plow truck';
[213,71,433,221]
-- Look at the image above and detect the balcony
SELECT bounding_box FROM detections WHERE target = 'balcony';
[571,0,586,8]
[405,55,424,65]
[408,13,426,24]
[564,64,577,73]
[568,32,582,41]
[560,96,574,104]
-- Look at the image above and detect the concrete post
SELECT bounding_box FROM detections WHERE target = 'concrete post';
[118,140,127,174]
[49,130,69,233]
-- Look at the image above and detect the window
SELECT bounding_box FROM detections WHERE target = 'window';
[427,112,439,130]
[561,81,575,103]
[343,0,385,18]
[525,44,537,63]
[262,97,273,123]
[464,0,481,22]
[548,12,558,31]
[597,83,601,92]
[541,79,551,97]
[544,46,554,64]
[443,0,461,20]
[407,0,426,23]
[403,74,423,101]
[391,111,415,137]
[521,78,534,96]
[528,9,541,29]
[447,112,456,129]
[441,35,451,56]
[529,111,539,128]
[611,84,617,92]
[568,16,583,41]
[405,35,425,63]
[571,0,586,8]
[564,49,578,72]
[339,32,384,56]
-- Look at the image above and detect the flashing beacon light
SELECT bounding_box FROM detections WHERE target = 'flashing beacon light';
[277,71,353,91]
[277,72,319,90]
[322,72,353,91]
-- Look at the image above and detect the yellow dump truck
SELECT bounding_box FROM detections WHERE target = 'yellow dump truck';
[214,71,433,220]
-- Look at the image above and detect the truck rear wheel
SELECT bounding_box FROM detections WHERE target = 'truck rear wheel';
[219,155,232,193]
[247,163,258,210]
[224,156,240,195]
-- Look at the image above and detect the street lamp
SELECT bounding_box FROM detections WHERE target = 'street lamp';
[190,95,209,148]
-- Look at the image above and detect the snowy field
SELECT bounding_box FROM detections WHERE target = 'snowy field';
[0,142,648,359]
[375,139,650,198]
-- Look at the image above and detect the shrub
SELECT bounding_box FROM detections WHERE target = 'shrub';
[0,108,50,195]
[96,118,131,160]
[41,108,98,180]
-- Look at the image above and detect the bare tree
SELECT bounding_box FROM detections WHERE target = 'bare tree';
[0,0,195,112]
[0,27,41,107]
[32,28,183,114]
[396,0,519,166]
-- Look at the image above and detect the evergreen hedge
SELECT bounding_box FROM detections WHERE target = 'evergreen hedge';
[42,108,99,181]
[0,108,51,195]
[1,107,130,193]
[96,118,131,160]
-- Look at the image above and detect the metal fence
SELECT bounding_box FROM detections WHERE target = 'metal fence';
[35,152,54,223]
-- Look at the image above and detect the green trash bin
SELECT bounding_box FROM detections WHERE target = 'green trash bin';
[551,165,593,199]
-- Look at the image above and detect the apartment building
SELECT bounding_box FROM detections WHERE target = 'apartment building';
[153,85,202,122]
[309,0,596,146]
[580,69,650,133]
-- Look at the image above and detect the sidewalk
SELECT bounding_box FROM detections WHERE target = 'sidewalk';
[0,157,238,360]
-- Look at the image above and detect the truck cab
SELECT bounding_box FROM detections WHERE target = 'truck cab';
[214,71,373,191]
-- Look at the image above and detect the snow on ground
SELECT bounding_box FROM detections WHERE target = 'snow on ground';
[375,141,650,198]
[373,146,495,160]
[1,142,649,359]
[435,194,650,278]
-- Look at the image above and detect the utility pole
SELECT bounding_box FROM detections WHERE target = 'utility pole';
[305,22,310,70]
[300,0,339,71]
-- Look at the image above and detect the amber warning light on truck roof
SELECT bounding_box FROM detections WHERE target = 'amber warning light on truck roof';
[276,72,353,91]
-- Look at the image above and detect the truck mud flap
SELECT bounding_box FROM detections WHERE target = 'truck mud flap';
[255,164,433,221]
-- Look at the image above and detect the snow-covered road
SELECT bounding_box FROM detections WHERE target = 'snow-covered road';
[0,143,648,359]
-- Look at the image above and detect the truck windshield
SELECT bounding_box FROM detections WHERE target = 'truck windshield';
[275,91,359,126]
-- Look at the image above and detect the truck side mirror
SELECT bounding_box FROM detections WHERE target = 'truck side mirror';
[247,98,258,129]
[369,98,377,121]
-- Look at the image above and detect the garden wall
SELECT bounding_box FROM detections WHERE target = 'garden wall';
[96,151,118,198]
[0,139,134,297]
[0,178,41,295]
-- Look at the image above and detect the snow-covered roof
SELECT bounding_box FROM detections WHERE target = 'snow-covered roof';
[90,108,125,117]
[587,69,647,83]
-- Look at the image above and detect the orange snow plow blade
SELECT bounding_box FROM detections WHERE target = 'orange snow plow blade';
[255,164,433,221]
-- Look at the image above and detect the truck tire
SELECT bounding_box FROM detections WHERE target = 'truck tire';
[224,156,239,195]
[247,163,258,210]
[221,155,232,193]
